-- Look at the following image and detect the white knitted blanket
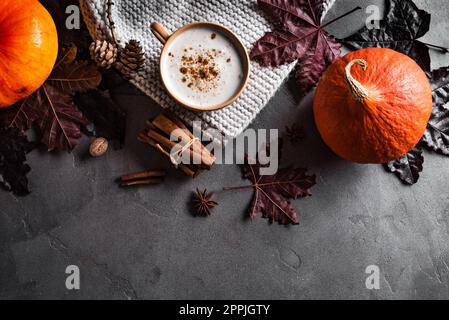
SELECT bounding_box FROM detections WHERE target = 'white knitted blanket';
[80,0,335,138]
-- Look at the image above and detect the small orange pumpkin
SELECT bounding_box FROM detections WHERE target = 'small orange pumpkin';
[313,48,432,164]
[0,0,58,108]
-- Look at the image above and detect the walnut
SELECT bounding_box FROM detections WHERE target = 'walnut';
[89,138,108,157]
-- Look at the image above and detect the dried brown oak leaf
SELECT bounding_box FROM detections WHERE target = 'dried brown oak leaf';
[251,0,360,96]
[1,44,100,151]
[225,145,316,225]
[48,44,102,95]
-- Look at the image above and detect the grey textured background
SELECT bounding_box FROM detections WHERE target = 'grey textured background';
[1,0,449,300]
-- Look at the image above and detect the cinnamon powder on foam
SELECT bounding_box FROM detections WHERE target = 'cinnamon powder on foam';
[175,33,232,93]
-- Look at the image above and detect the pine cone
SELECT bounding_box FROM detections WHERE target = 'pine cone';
[89,40,117,69]
[117,40,145,78]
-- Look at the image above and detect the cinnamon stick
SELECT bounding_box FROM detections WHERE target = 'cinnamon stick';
[120,178,164,187]
[163,110,215,156]
[178,164,199,178]
[152,114,216,166]
[138,132,199,178]
[120,169,166,182]
[138,132,157,146]
[147,129,213,168]
[163,110,191,135]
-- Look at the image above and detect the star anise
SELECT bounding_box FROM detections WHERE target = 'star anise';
[192,188,218,216]
[285,123,306,145]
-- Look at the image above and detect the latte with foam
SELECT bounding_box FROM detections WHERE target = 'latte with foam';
[162,25,246,109]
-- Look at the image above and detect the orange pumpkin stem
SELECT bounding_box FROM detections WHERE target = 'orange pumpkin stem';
[344,59,369,102]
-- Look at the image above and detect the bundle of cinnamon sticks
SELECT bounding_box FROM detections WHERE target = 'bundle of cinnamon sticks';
[138,112,216,177]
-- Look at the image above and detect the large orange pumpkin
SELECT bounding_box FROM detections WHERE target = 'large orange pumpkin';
[0,0,58,108]
[313,48,432,164]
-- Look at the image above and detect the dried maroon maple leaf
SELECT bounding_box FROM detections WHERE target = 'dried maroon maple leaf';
[251,0,360,95]
[224,145,316,225]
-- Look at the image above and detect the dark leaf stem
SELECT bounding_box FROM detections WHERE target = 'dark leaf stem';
[321,6,362,29]
[343,0,433,72]
[223,143,316,225]
[340,39,448,53]
[251,0,359,96]
[223,185,257,191]
[421,42,449,53]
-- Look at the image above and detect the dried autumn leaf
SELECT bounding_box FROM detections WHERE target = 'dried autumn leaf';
[225,145,316,225]
[430,66,449,110]
[423,105,449,155]
[0,127,35,196]
[422,67,449,155]
[39,0,92,58]
[1,44,98,151]
[251,0,357,95]
[385,66,449,184]
[56,43,78,66]
[74,89,127,148]
[384,146,424,185]
[0,94,84,150]
[33,84,88,151]
[344,0,431,73]
[0,98,41,132]
[48,60,102,94]
[47,44,102,94]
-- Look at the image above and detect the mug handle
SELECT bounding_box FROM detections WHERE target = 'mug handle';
[151,22,171,45]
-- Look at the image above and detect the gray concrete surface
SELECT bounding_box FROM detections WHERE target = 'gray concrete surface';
[1,0,449,300]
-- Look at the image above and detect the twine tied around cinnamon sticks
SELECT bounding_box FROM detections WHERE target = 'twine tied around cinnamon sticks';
[156,136,200,168]
[138,112,216,178]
